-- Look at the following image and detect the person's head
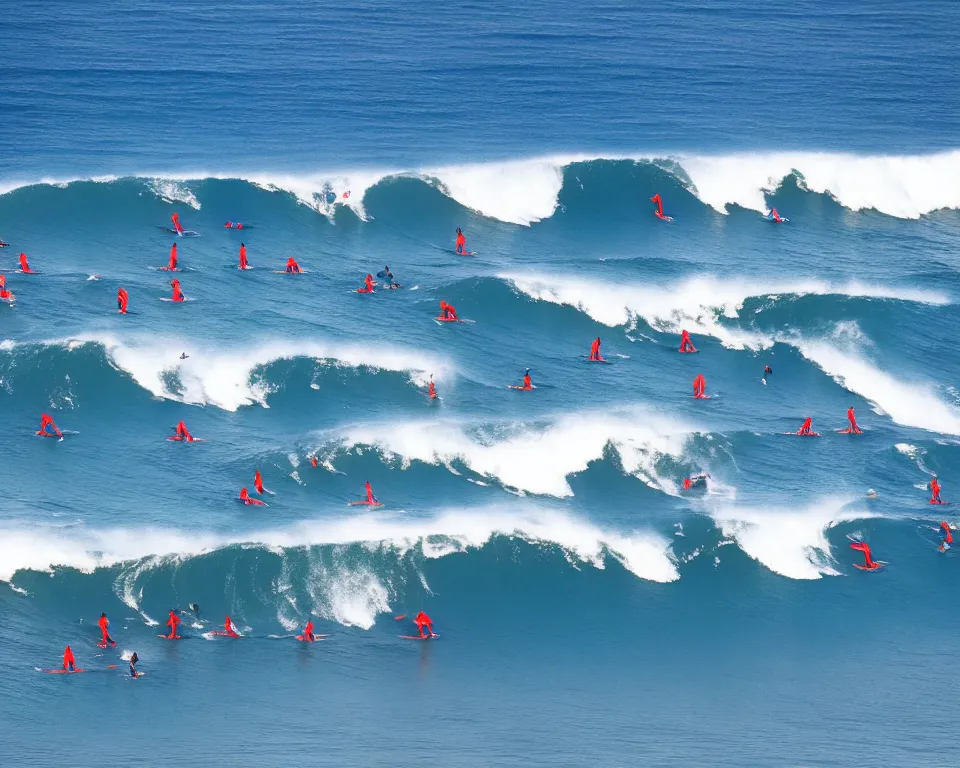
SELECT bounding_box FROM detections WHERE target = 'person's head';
[456,227,462,234]
[367,274,372,280]
[385,266,389,271]
[440,300,447,308]
[241,242,245,247]
[101,612,106,618]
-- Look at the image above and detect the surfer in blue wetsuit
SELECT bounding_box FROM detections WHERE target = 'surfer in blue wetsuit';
[129,651,139,678]
[377,266,393,281]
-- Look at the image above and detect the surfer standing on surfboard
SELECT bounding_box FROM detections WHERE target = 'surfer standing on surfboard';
[439,300,458,321]
[37,413,63,438]
[796,417,815,435]
[455,227,466,255]
[693,374,708,399]
[166,609,182,639]
[18,253,35,273]
[679,330,697,353]
[117,287,129,314]
[285,257,302,274]
[173,420,194,442]
[166,243,178,271]
[62,645,76,671]
[589,337,604,361]
[415,611,437,638]
[171,212,183,235]
[238,243,249,270]
[850,540,880,570]
[930,477,944,504]
[844,407,862,434]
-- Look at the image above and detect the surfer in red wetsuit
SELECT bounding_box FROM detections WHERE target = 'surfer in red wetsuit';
[166,609,181,638]
[239,243,249,270]
[365,481,377,505]
[285,257,302,274]
[254,470,265,495]
[0,275,12,302]
[301,620,315,642]
[692,373,707,399]
[940,521,954,552]
[98,612,116,647]
[845,407,862,434]
[18,252,34,273]
[173,420,194,441]
[439,300,458,321]
[222,617,240,637]
[414,611,437,638]
[770,208,783,223]
[455,228,466,254]
[170,278,185,302]
[679,330,697,353]
[930,477,943,504]
[167,243,178,271]
[37,413,63,438]
[589,337,604,361]
[239,488,266,506]
[63,645,76,671]
[428,376,437,399]
[171,212,183,235]
[850,541,878,569]
[797,417,814,435]
[357,273,375,293]
[117,287,129,314]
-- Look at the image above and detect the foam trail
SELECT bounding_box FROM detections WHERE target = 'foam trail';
[504,274,946,349]
[0,506,679,586]
[30,334,452,412]
[796,339,960,436]
[329,409,697,497]
[711,500,874,579]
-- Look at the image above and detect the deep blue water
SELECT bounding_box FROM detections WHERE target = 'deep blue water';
[2,2,960,766]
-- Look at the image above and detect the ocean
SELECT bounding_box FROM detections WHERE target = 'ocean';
[2,2,960,766]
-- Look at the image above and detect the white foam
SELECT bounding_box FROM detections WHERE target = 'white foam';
[677,150,960,218]
[331,408,696,497]
[711,499,874,579]
[0,506,678,592]
[505,273,945,349]
[795,338,960,436]
[35,334,451,412]
[147,179,201,210]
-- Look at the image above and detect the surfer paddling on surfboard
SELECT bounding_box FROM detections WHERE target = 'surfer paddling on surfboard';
[679,330,697,353]
[0,275,14,303]
[224,221,244,229]
[414,611,437,638]
[37,413,63,438]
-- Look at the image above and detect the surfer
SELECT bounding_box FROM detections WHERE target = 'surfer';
[117,287,129,314]
[37,413,63,438]
[768,208,783,223]
[930,477,944,504]
[357,273,376,293]
[224,221,244,230]
[166,243,178,271]
[377,266,393,281]
[254,470,265,495]
[693,373,707,399]
[844,407,863,434]
[439,300,458,321]
[239,243,249,270]
[166,609,181,639]
[682,473,710,490]
[63,645,76,671]
[428,375,437,399]
[174,420,194,442]
[651,193,667,220]
[679,330,697,353]
[172,212,183,236]
[18,252,34,273]
[849,540,879,569]
[311,457,318,468]
[285,257,302,274]
[221,617,241,638]
[762,365,773,383]
[98,612,116,648]
[0,275,13,303]
[589,337,604,361]
[301,620,316,642]
[129,651,139,678]
[455,227,466,255]
[509,369,534,390]
[797,417,815,435]
[179,352,189,360]
[170,278,185,302]
[414,611,437,638]
[239,487,266,506]
[364,481,378,505]
[939,521,954,552]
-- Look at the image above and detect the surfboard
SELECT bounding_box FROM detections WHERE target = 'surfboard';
[507,385,536,390]
[456,251,476,257]
[13,269,39,274]
[166,437,205,442]
[96,641,116,649]
[836,428,864,434]
[273,270,309,274]
[854,561,887,571]
[655,213,674,222]
[296,634,329,642]
[581,356,612,364]
[765,216,790,223]
[400,635,438,640]
[348,500,384,507]
[157,634,182,639]
[38,668,87,674]
[782,432,821,436]
[163,228,200,237]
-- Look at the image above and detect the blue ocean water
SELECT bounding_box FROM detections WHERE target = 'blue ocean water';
[3,2,960,766]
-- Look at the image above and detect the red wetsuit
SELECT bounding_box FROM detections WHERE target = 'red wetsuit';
[414,611,436,638]
[239,244,248,270]
[19,253,33,273]
[679,330,697,353]
[798,418,813,435]
[254,471,264,494]
[240,488,266,506]
[170,279,184,302]
[589,337,603,361]
[38,413,63,437]
[302,621,315,642]
[167,611,182,638]
[63,645,76,671]
[286,258,302,273]
[117,288,129,313]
